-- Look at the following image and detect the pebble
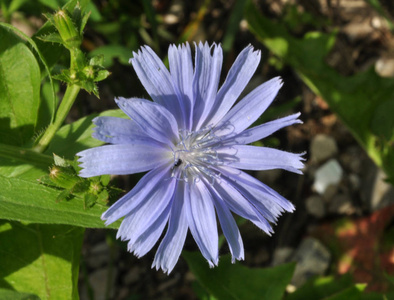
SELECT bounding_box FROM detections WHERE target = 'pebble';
[361,162,394,211]
[272,247,294,266]
[328,194,355,215]
[370,169,394,211]
[310,134,338,163]
[290,237,331,287]
[375,57,394,78]
[313,159,343,194]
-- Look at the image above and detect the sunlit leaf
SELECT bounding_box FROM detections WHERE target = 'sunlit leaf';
[0,174,119,228]
[0,221,83,300]
[0,24,41,147]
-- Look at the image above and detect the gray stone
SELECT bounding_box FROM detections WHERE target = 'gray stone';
[310,134,338,163]
[360,162,394,211]
[272,247,294,266]
[305,195,326,218]
[328,194,355,215]
[370,169,394,211]
[313,159,343,194]
[291,237,331,287]
[375,57,394,78]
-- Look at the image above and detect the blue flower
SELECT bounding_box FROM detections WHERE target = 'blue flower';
[78,42,304,273]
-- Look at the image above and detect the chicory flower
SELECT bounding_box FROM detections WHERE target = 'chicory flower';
[78,42,304,273]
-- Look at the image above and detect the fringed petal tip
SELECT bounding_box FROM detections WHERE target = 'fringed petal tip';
[207,258,219,268]
[296,151,307,174]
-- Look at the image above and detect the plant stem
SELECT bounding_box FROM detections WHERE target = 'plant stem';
[34,84,81,153]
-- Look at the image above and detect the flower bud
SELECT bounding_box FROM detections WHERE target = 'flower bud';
[53,9,81,49]
[49,166,80,189]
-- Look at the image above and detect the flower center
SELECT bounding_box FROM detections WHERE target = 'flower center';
[171,127,222,183]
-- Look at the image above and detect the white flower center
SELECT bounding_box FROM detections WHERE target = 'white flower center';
[171,127,222,183]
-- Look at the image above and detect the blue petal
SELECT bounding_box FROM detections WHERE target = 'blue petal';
[168,43,194,130]
[204,45,261,127]
[77,143,170,177]
[207,182,244,262]
[218,145,305,174]
[115,97,179,145]
[219,166,295,218]
[229,113,302,145]
[215,77,283,137]
[185,180,219,267]
[92,116,158,145]
[130,46,187,128]
[212,175,273,234]
[116,171,176,243]
[128,203,172,258]
[192,42,223,130]
[101,164,173,225]
[152,180,189,274]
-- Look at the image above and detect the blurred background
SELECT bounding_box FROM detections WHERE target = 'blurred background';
[2,0,394,299]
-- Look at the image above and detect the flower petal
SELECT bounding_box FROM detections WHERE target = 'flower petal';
[168,43,194,130]
[218,145,304,174]
[130,46,186,128]
[185,180,219,267]
[229,113,302,145]
[206,181,244,262]
[212,176,273,234]
[219,166,295,218]
[116,97,178,145]
[152,180,189,274]
[116,172,176,243]
[77,143,169,177]
[192,42,223,130]
[92,116,157,145]
[204,45,261,127]
[215,77,283,137]
[128,203,172,258]
[101,164,172,225]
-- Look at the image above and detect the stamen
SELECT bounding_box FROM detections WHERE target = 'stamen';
[172,127,224,184]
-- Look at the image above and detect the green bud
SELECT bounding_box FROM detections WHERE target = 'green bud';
[83,65,95,79]
[53,9,81,49]
[49,165,80,189]
[89,180,103,195]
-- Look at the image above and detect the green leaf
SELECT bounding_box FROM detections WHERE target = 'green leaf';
[0,142,53,181]
[0,174,119,228]
[183,251,295,300]
[8,0,29,14]
[371,99,394,141]
[88,45,132,68]
[0,22,57,133]
[46,109,127,159]
[0,221,83,300]
[0,24,41,147]
[221,0,247,53]
[38,32,64,44]
[0,288,40,300]
[287,274,356,300]
[325,284,366,300]
[245,4,394,184]
[38,0,64,10]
